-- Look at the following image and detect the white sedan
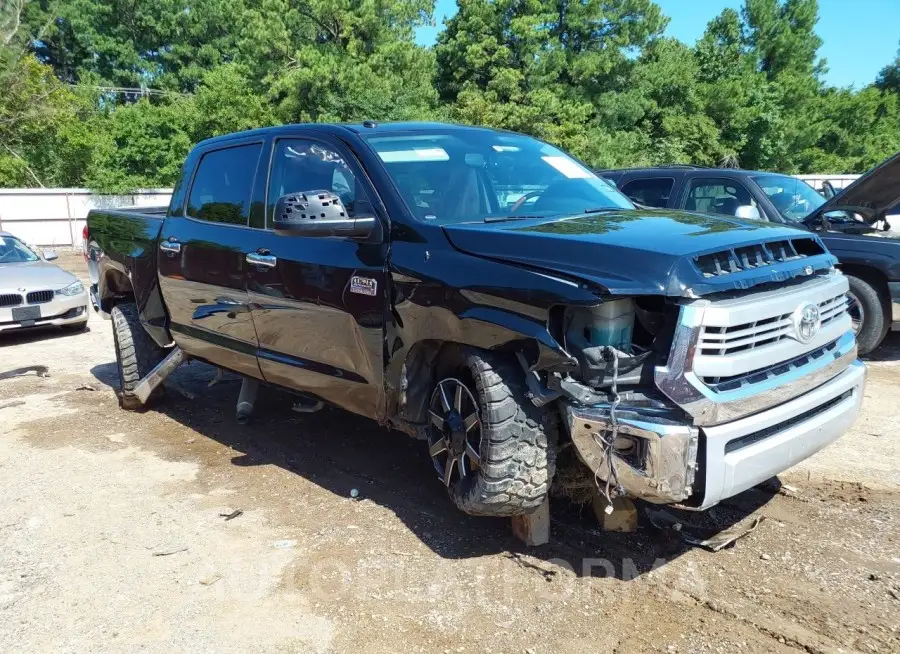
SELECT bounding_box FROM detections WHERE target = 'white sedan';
[0,231,89,333]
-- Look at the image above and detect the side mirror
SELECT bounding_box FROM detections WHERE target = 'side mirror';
[734,205,761,220]
[821,180,836,199]
[273,191,375,239]
[43,249,59,261]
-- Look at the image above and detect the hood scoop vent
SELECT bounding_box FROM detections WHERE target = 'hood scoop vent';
[694,238,824,278]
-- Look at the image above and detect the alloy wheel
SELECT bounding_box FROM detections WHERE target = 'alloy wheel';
[427,378,482,488]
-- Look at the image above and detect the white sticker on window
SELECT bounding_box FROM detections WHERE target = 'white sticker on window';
[378,148,450,163]
[542,156,592,179]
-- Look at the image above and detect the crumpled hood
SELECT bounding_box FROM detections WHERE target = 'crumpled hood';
[0,260,77,292]
[443,210,837,297]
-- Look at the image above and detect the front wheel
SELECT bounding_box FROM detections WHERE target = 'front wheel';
[426,349,558,516]
[846,275,889,356]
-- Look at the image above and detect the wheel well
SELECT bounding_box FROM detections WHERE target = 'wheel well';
[100,268,135,312]
[398,340,536,428]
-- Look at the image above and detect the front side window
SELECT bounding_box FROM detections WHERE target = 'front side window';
[0,235,39,263]
[363,131,632,224]
[187,143,262,225]
[684,177,757,217]
[267,139,368,226]
[752,174,826,223]
[621,178,674,208]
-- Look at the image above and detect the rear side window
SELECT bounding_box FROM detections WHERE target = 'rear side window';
[683,177,756,216]
[187,144,262,225]
[621,178,674,208]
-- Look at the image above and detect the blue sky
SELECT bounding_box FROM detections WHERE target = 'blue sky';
[415,0,900,88]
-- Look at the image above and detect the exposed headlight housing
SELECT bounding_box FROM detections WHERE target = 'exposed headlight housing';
[56,280,84,297]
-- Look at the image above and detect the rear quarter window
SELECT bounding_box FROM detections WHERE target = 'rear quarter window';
[621,178,674,208]
[186,143,262,225]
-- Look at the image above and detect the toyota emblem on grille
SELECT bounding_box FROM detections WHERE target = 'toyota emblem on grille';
[792,303,821,343]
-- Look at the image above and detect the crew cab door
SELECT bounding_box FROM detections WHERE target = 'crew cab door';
[245,135,388,419]
[157,140,264,378]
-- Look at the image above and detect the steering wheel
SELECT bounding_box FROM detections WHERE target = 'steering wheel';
[509,190,543,214]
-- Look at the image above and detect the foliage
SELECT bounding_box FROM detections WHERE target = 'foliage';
[0,0,898,192]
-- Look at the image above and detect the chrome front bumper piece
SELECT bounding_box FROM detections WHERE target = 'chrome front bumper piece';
[563,358,865,506]
[564,402,699,504]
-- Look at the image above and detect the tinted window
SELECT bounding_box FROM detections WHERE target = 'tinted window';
[268,139,369,225]
[363,131,632,224]
[684,177,757,217]
[621,178,674,208]
[187,144,262,225]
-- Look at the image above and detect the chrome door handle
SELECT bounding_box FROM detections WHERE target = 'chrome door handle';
[246,253,277,268]
[160,240,181,254]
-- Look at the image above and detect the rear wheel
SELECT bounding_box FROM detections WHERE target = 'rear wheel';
[426,349,558,516]
[111,303,165,410]
[846,274,888,356]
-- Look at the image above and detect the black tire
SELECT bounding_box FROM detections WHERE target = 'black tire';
[846,274,888,356]
[111,303,165,410]
[428,349,558,517]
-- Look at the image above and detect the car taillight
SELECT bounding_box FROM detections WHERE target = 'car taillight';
[82,225,89,260]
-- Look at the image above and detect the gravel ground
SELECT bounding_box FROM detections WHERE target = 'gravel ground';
[0,253,897,653]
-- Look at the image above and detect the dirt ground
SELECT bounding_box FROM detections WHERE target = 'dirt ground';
[1,253,898,653]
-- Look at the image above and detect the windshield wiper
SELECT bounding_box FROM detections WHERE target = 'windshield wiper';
[483,215,534,223]
[583,207,625,214]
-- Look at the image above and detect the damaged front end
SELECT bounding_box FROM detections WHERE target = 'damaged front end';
[534,240,859,509]
[538,295,703,505]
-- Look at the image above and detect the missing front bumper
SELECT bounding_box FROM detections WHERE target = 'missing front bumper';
[563,402,699,504]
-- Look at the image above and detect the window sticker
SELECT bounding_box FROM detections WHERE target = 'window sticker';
[378,148,450,163]
[542,156,592,179]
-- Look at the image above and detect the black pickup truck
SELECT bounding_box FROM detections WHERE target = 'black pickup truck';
[87,122,866,520]
[599,156,900,354]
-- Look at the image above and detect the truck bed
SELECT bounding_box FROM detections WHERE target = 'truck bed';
[86,206,169,345]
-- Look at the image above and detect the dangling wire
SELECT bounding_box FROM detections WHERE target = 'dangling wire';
[593,347,625,514]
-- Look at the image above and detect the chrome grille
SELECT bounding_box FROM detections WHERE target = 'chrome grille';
[701,338,841,390]
[0,293,23,308]
[655,271,856,426]
[699,289,849,356]
[694,238,824,278]
[26,290,54,304]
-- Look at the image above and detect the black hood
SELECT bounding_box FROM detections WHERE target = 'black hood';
[807,151,900,223]
[443,210,837,297]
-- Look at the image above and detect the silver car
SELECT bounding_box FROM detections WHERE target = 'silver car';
[0,231,89,333]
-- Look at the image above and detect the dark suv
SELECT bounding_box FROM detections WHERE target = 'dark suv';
[601,161,900,354]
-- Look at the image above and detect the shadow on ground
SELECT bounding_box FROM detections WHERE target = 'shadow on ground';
[0,324,91,347]
[864,331,900,362]
[90,359,777,578]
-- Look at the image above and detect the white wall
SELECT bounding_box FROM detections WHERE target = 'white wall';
[795,174,860,192]
[0,189,173,249]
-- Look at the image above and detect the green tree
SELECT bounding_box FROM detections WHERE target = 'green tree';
[876,41,900,94]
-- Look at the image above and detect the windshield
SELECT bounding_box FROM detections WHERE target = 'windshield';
[364,130,633,224]
[0,236,40,264]
[752,174,826,223]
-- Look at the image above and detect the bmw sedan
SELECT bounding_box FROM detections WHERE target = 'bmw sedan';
[0,231,89,333]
